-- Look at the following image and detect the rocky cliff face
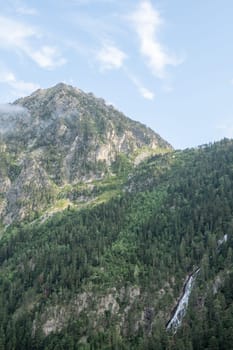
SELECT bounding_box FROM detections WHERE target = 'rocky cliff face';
[0,83,172,224]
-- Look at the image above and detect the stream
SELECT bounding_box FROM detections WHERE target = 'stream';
[166,268,200,333]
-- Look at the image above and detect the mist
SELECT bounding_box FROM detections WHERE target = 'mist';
[0,104,27,114]
[0,104,30,134]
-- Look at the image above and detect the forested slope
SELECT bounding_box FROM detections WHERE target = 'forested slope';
[0,139,233,349]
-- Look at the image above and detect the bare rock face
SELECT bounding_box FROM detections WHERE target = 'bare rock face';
[0,83,172,224]
[37,286,142,337]
[0,176,11,194]
[3,158,55,224]
[13,83,172,183]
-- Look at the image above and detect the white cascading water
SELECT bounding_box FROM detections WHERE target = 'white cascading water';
[218,234,228,247]
[166,268,200,333]
[167,234,228,332]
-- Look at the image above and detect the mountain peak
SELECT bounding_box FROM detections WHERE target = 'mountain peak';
[15,82,82,108]
[0,83,172,223]
[46,82,83,96]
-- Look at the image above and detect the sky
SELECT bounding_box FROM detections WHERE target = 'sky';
[0,0,233,149]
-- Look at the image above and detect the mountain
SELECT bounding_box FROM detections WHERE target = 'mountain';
[0,83,171,225]
[0,85,233,349]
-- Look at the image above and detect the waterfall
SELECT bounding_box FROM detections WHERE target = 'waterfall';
[166,268,200,333]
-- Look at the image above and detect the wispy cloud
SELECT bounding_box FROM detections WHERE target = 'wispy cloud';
[97,43,127,70]
[0,68,39,97]
[96,41,154,99]
[0,15,66,69]
[138,86,154,100]
[129,0,182,79]
[126,71,155,100]
[28,46,66,69]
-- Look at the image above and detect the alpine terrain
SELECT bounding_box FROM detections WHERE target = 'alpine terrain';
[0,83,233,350]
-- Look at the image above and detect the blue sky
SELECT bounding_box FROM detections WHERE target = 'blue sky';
[0,0,233,149]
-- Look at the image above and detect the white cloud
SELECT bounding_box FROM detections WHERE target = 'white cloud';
[97,44,127,70]
[0,68,39,97]
[129,0,182,79]
[0,15,66,69]
[125,70,155,100]
[0,16,37,46]
[28,46,67,69]
[97,41,154,100]
[139,86,155,100]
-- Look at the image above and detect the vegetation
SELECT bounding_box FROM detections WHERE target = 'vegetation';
[0,139,232,348]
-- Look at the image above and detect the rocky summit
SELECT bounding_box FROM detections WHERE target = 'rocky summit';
[0,83,171,224]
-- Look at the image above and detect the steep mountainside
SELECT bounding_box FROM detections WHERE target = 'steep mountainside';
[1,86,233,349]
[0,137,233,349]
[0,83,171,224]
